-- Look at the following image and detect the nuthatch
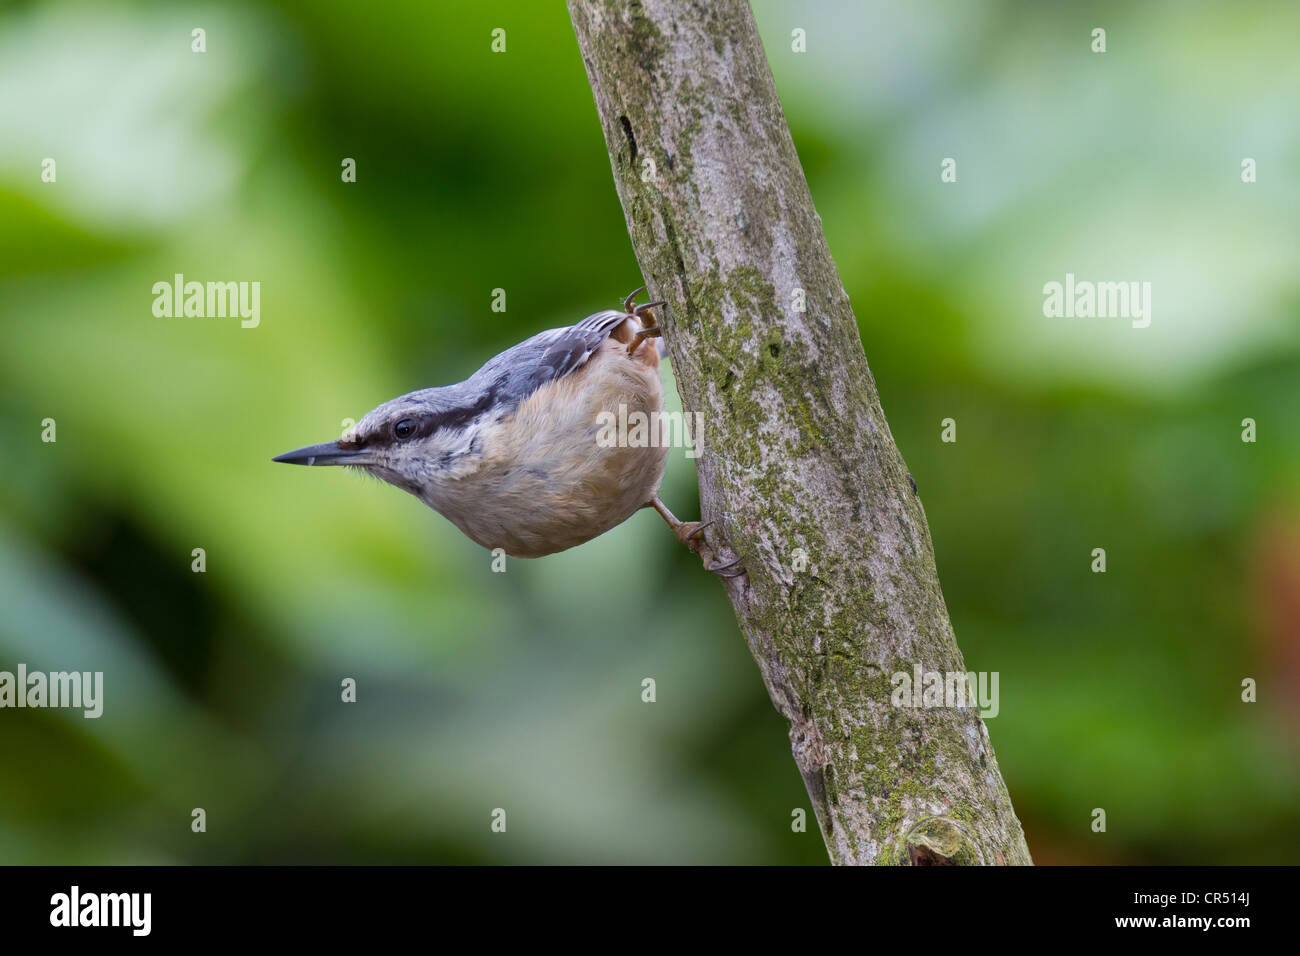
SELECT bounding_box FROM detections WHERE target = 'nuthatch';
[273,289,743,576]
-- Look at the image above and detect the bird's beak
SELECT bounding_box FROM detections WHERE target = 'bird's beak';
[272,440,367,466]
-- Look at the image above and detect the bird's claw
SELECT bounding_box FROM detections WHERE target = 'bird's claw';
[675,519,712,551]
[623,285,647,314]
[704,555,747,578]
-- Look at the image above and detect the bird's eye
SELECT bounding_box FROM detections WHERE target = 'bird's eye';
[393,418,417,440]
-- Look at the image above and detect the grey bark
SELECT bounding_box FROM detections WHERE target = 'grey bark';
[567,0,1032,865]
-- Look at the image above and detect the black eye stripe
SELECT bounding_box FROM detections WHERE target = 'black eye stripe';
[430,388,497,432]
[371,388,501,448]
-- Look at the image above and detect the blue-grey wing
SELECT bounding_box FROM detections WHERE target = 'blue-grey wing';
[528,309,630,390]
[471,309,629,409]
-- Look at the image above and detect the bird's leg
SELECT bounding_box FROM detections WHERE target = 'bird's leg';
[649,496,705,548]
[648,496,747,578]
[650,496,708,549]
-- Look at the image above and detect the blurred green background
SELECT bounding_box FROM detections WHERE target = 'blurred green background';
[1,0,1298,864]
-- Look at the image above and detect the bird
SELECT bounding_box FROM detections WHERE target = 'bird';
[273,288,743,576]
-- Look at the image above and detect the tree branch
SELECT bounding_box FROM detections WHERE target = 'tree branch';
[568,0,1032,865]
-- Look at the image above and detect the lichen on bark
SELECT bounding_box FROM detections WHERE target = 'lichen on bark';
[568,0,1032,865]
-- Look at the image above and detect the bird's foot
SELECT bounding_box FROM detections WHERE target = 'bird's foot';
[674,519,712,551]
[627,323,663,355]
[622,286,665,355]
[649,498,747,579]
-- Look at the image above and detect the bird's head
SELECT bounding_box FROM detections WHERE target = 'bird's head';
[272,385,496,503]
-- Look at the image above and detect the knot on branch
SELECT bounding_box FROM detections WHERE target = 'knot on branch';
[899,816,982,866]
